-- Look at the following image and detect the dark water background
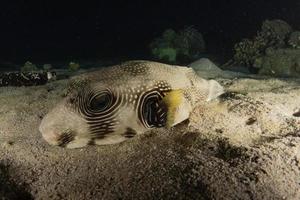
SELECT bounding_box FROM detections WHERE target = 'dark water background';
[0,0,299,67]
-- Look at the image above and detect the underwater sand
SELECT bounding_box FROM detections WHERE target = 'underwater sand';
[0,68,300,199]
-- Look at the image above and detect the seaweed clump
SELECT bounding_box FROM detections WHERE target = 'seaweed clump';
[150,26,205,63]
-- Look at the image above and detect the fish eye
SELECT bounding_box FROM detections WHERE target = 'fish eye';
[89,92,111,112]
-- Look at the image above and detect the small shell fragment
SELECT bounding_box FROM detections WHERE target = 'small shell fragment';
[292,108,300,117]
[246,117,257,125]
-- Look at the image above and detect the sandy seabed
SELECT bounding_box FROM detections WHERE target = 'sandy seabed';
[0,70,299,199]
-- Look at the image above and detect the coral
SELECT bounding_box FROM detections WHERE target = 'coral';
[162,29,177,45]
[21,61,38,72]
[233,38,266,67]
[233,19,293,70]
[43,64,53,71]
[150,27,205,63]
[175,26,206,58]
[254,48,300,77]
[151,47,177,63]
[260,19,292,47]
[0,72,49,86]
[149,29,177,51]
[288,31,300,49]
[68,62,80,71]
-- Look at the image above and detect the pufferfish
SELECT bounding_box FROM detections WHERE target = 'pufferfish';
[39,60,224,148]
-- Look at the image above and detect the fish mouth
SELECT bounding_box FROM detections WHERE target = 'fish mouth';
[39,100,91,148]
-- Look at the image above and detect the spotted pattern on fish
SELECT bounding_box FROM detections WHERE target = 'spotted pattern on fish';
[39,60,224,148]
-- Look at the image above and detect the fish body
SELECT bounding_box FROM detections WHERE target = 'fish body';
[39,60,224,148]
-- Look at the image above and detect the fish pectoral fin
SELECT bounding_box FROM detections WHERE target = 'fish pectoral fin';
[162,89,191,128]
[206,80,224,101]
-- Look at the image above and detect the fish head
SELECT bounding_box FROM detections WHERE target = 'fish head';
[39,75,150,148]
